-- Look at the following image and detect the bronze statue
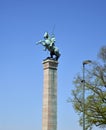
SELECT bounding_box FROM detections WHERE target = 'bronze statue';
[36,32,61,61]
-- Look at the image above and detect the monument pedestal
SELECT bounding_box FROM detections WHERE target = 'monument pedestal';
[42,59,58,130]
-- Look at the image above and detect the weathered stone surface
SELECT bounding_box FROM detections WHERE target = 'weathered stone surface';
[42,59,58,130]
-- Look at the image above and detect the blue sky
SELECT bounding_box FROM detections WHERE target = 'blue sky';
[0,0,106,130]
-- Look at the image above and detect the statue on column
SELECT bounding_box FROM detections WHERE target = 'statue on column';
[36,32,61,61]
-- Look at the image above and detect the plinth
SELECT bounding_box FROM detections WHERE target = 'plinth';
[42,59,58,130]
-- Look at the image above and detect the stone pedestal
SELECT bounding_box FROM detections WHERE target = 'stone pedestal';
[42,59,58,130]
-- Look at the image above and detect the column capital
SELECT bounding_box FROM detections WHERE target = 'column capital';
[42,59,58,70]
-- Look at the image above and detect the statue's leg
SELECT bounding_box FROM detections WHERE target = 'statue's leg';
[56,55,58,61]
[55,52,60,61]
[50,52,53,58]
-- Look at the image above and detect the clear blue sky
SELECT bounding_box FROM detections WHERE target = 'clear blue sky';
[0,0,106,130]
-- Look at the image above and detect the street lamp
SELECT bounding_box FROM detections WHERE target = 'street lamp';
[82,60,92,130]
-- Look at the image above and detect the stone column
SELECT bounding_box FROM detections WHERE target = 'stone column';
[42,59,58,130]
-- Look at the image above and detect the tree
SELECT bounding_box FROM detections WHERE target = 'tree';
[71,46,106,130]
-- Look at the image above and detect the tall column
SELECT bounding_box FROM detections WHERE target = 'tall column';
[42,59,58,130]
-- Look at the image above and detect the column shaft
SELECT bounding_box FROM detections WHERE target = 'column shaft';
[42,59,58,130]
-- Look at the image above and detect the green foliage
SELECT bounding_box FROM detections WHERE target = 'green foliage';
[71,46,106,130]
